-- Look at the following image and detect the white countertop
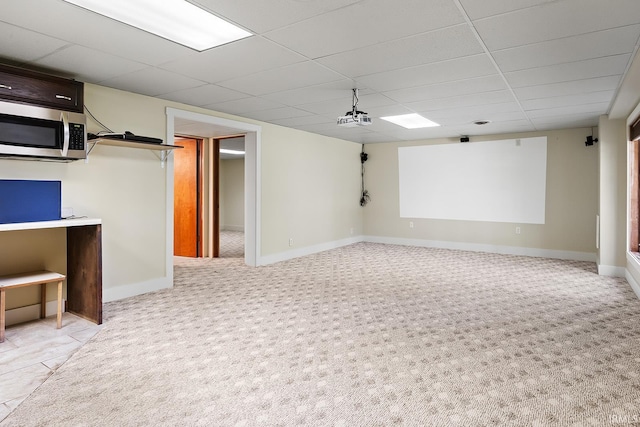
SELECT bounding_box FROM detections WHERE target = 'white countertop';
[0,218,101,232]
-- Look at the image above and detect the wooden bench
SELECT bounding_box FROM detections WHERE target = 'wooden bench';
[0,270,65,343]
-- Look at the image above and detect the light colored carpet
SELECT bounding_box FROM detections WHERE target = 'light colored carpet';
[2,243,640,426]
[220,230,244,259]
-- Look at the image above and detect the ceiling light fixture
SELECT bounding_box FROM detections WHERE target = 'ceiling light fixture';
[62,0,252,51]
[380,113,440,129]
[220,149,245,155]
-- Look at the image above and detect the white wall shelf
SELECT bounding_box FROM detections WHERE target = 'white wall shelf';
[87,138,182,167]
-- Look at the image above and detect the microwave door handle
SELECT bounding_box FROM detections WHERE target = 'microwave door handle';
[61,112,70,157]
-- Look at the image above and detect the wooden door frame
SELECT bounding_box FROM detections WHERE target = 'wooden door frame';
[212,138,220,257]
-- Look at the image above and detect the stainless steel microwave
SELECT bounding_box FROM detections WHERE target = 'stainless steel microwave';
[0,100,87,161]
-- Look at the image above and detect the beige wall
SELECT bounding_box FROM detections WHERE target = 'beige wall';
[220,158,245,231]
[261,126,363,255]
[364,128,598,257]
[0,83,363,309]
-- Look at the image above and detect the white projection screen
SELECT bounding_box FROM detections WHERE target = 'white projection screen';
[398,137,547,224]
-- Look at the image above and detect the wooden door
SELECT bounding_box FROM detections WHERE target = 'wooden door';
[174,138,201,257]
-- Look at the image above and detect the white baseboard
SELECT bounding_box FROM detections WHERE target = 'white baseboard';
[363,235,597,262]
[103,277,173,302]
[597,264,626,277]
[259,236,363,265]
[5,299,66,327]
[222,225,244,232]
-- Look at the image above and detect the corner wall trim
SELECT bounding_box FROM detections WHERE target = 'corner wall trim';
[259,236,363,266]
[597,264,626,277]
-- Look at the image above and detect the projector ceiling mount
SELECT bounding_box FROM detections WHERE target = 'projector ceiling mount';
[337,88,372,127]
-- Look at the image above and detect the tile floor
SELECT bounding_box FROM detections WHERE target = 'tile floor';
[0,313,102,422]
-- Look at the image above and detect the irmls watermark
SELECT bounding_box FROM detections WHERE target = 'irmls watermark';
[609,414,640,424]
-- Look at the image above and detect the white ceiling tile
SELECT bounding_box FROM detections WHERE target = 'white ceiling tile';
[192,0,362,33]
[317,25,483,77]
[357,55,497,92]
[521,90,614,111]
[99,68,204,97]
[264,0,464,59]
[34,45,147,83]
[407,90,516,112]
[459,0,551,20]
[298,93,395,116]
[159,37,306,84]
[160,85,249,106]
[474,0,640,50]
[243,107,311,122]
[270,115,335,127]
[514,76,621,101]
[203,97,284,115]
[493,26,640,72]
[524,102,611,118]
[384,75,507,103]
[421,102,523,120]
[435,111,528,126]
[0,22,69,63]
[261,80,366,106]
[218,61,344,96]
[504,55,631,88]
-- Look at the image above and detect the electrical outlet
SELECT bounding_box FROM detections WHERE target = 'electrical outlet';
[409,221,414,229]
[350,228,354,235]
[289,238,294,247]
[515,227,521,235]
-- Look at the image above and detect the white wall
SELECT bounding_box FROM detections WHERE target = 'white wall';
[363,128,599,260]
[597,115,627,275]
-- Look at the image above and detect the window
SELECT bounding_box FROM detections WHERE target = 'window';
[630,116,640,252]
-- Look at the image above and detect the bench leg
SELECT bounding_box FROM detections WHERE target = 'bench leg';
[40,283,47,319]
[1,288,5,343]
[56,281,62,329]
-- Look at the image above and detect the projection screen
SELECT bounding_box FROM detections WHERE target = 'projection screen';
[398,137,547,224]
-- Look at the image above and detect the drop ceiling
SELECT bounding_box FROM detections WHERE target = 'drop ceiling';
[1,0,640,143]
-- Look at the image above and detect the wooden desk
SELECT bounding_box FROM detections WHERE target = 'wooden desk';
[0,218,102,324]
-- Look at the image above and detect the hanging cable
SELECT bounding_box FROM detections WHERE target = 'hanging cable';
[360,144,370,206]
[84,104,113,133]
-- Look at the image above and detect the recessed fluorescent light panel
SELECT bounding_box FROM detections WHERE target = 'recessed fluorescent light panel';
[380,113,440,129]
[63,0,252,51]
[220,149,245,155]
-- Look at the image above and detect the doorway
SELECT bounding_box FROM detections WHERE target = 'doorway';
[166,107,261,267]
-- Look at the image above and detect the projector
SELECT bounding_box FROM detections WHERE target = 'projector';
[337,113,372,127]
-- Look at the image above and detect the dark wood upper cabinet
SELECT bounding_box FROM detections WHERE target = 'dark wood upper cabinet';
[0,63,83,113]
